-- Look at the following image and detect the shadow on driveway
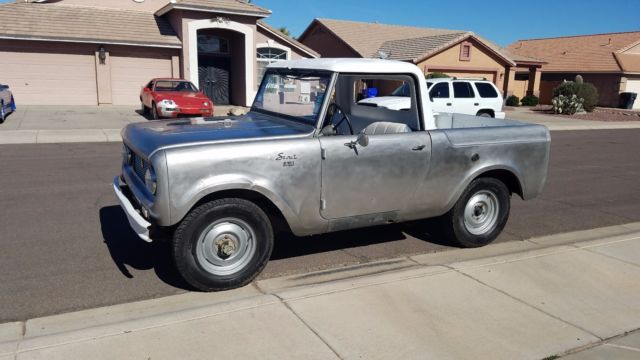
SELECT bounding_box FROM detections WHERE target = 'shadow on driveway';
[270,218,454,261]
[99,206,192,290]
[100,205,454,289]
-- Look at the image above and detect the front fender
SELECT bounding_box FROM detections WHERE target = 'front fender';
[169,174,300,228]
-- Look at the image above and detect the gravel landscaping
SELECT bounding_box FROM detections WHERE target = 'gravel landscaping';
[528,106,640,122]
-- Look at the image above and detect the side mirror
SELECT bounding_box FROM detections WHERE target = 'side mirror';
[357,132,369,147]
[143,87,150,92]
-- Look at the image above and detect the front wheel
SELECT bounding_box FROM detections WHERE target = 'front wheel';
[172,198,274,291]
[441,178,510,248]
[151,102,159,120]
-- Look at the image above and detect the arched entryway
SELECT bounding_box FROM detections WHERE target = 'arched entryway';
[187,19,254,106]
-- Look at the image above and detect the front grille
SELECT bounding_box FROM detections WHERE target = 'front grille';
[131,151,149,181]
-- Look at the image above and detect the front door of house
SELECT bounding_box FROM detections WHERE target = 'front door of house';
[198,57,231,105]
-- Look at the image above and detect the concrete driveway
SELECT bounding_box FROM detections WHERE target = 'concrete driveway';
[0,105,244,144]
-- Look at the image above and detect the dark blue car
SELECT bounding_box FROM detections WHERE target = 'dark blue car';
[0,84,16,123]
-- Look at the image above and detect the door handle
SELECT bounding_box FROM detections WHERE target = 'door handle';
[474,103,479,106]
[412,145,426,151]
[446,103,452,106]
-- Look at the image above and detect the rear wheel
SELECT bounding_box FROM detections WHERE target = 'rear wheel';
[172,198,274,291]
[477,111,493,118]
[140,100,148,116]
[0,100,5,123]
[441,178,510,248]
[10,96,16,112]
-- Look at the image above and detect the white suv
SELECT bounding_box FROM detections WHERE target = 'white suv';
[426,78,505,118]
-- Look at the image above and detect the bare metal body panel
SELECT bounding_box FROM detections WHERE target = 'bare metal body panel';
[118,61,550,239]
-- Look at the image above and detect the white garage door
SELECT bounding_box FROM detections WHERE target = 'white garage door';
[0,47,97,105]
[111,55,172,105]
[625,79,640,109]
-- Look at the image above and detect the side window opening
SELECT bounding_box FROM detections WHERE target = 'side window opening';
[453,82,475,98]
[324,74,421,135]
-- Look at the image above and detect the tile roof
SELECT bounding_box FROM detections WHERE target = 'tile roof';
[0,2,181,48]
[614,53,640,73]
[302,19,517,66]
[256,21,319,58]
[506,31,640,72]
[158,0,271,17]
[306,19,464,59]
[378,33,468,61]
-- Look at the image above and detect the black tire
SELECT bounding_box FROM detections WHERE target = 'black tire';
[172,198,274,291]
[151,102,159,120]
[140,101,148,116]
[477,111,493,118]
[441,178,510,248]
[0,100,4,123]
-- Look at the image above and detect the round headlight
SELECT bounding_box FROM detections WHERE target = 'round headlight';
[203,102,209,107]
[144,167,157,195]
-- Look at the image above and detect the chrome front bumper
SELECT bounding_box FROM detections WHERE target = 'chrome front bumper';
[113,176,152,242]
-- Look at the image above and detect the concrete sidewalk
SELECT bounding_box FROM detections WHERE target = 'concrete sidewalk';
[505,107,640,131]
[2,223,640,359]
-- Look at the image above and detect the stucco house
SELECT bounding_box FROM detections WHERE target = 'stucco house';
[0,0,318,106]
[507,31,640,108]
[298,19,545,98]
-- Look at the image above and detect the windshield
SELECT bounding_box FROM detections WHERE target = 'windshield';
[252,69,332,125]
[390,83,411,97]
[155,81,198,92]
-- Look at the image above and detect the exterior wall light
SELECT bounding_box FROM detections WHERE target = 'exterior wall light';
[99,46,107,65]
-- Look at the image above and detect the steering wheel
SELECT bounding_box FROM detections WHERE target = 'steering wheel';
[326,103,354,135]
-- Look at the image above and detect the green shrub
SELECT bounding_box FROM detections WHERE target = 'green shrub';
[520,95,539,106]
[575,74,584,84]
[553,82,581,98]
[553,81,599,112]
[425,72,450,79]
[506,95,520,106]
[577,83,599,112]
[552,94,584,115]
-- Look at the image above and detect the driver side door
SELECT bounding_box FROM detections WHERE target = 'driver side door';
[319,132,430,220]
[319,74,431,221]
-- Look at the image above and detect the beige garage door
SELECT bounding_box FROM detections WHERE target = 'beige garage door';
[0,42,97,105]
[625,79,640,109]
[111,55,172,105]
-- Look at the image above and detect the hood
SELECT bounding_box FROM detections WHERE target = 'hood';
[156,92,211,106]
[123,111,315,157]
[358,96,411,111]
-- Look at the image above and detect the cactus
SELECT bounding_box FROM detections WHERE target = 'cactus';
[552,94,585,115]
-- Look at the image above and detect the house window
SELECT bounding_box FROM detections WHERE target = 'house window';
[257,47,288,85]
[460,42,472,61]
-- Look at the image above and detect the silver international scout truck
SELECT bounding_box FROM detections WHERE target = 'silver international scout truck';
[114,59,551,291]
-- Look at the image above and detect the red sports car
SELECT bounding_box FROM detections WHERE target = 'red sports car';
[140,78,214,119]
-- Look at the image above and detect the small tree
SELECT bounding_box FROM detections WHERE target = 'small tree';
[425,72,450,79]
[278,27,291,37]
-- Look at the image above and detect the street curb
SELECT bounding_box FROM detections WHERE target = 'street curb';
[2,222,640,357]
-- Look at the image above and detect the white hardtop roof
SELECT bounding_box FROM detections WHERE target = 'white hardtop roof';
[267,58,423,75]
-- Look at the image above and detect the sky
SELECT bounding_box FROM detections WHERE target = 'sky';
[1,0,638,46]
[257,0,640,46]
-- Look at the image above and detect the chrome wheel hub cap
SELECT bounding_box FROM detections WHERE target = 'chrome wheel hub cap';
[196,218,256,276]
[464,190,499,235]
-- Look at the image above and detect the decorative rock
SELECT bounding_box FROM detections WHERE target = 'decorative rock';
[228,107,246,116]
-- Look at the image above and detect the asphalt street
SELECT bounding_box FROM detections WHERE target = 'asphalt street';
[1,129,640,322]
